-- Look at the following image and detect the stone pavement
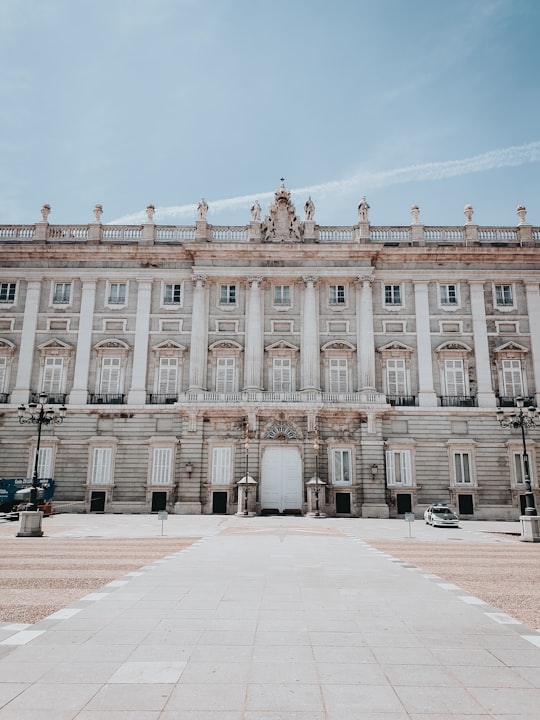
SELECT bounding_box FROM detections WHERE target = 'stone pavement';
[0,514,539,719]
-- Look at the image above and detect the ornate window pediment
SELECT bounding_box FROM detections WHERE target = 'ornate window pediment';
[152,340,187,355]
[321,341,356,352]
[435,341,472,356]
[265,340,299,353]
[494,341,528,357]
[263,421,300,440]
[377,341,414,356]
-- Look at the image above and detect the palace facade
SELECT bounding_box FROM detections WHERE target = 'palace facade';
[1,184,539,519]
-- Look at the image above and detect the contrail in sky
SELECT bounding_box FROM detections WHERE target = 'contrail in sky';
[111,141,540,224]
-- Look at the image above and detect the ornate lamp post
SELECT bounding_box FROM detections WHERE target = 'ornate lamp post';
[313,429,320,517]
[18,393,66,511]
[496,397,539,517]
[243,421,250,516]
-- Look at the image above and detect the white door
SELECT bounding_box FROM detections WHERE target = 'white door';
[261,446,302,512]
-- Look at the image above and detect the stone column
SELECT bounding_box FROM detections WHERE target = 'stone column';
[414,281,437,406]
[12,280,41,404]
[69,279,97,404]
[188,275,209,391]
[356,276,376,391]
[243,277,264,391]
[127,281,152,404]
[301,276,320,391]
[525,283,540,407]
[469,281,496,407]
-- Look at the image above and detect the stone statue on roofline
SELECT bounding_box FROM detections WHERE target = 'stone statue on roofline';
[250,201,261,222]
[358,196,370,223]
[304,196,315,221]
[197,198,209,221]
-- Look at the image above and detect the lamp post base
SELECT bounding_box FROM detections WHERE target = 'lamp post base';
[519,515,540,542]
[16,511,44,537]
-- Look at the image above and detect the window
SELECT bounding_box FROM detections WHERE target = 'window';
[0,357,6,392]
[91,448,112,485]
[0,283,16,303]
[272,358,291,392]
[211,447,232,485]
[158,357,178,394]
[53,282,71,304]
[333,449,351,485]
[219,285,236,305]
[329,285,345,305]
[495,284,513,307]
[329,358,348,393]
[33,446,53,478]
[386,359,407,395]
[151,447,172,485]
[502,359,523,398]
[41,357,64,394]
[274,285,291,305]
[100,357,121,393]
[385,285,401,305]
[108,283,126,305]
[514,453,527,485]
[163,283,182,305]
[386,450,412,486]
[444,359,466,396]
[454,452,472,484]
[216,357,235,392]
[440,284,458,306]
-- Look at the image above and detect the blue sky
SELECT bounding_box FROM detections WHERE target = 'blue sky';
[1,0,539,228]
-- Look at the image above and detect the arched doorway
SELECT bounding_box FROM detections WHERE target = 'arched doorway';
[261,445,302,513]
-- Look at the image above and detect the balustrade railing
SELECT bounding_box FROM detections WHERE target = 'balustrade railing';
[0,226,34,239]
[48,226,89,240]
[318,228,354,242]
[211,227,247,241]
[88,393,125,405]
[424,227,464,243]
[478,228,518,243]
[155,227,195,241]
[102,226,142,241]
[370,227,411,243]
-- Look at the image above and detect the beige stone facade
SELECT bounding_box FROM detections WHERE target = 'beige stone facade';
[0,186,539,519]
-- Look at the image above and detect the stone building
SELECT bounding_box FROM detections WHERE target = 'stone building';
[0,184,539,519]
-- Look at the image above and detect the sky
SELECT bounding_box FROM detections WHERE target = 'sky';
[1,0,539,229]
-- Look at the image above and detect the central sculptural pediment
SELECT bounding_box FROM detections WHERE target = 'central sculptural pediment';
[261,180,303,242]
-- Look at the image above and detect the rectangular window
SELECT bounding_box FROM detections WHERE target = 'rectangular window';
[212,447,231,485]
[495,284,513,306]
[329,285,345,305]
[164,284,182,305]
[514,453,526,485]
[0,356,6,392]
[329,358,348,393]
[0,283,16,303]
[274,285,291,305]
[385,285,401,305]
[158,357,178,394]
[100,358,121,393]
[454,452,472,484]
[53,282,71,304]
[151,447,172,485]
[91,447,112,485]
[386,450,412,486]
[42,357,64,393]
[502,359,523,398]
[440,284,457,305]
[272,358,291,392]
[35,447,53,478]
[219,285,236,305]
[386,359,407,395]
[216,357,235,392]
[108,283,126,304]
[445,359,466,396]
[333,449,351,485]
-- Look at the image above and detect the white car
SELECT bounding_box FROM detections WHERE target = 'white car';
[424,504,460,527]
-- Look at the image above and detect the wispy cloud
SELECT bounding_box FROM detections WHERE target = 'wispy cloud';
[111,141,540,224]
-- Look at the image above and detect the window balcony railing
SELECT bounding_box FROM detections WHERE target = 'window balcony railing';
[88,394,125,405]
[386,395,417,407]
[497,395,535,408]
[147,394,178,405]
[439,395,477,407]
[0,393,9,404]
[30,392,67,405]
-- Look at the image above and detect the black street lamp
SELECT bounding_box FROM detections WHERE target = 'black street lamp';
[243,422,249,516]
[496,397,540,517]
[313,428,320,517]
[18,392,66,511]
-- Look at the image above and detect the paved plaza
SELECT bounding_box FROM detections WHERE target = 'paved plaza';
[0,514,539,719]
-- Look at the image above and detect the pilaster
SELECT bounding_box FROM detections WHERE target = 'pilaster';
[414,281,437,406]
[469,281,496,407]
[356,275,376,391]
[188,275,209,391]
[127,281,152,404]
[12,280,41,404]
[300,276,320,391]
[69,279,97,404]
[243,277,264,391]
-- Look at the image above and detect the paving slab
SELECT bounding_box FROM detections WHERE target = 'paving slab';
[0,515,538,719]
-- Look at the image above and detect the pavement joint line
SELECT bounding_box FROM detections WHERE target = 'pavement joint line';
[458,595,488,605]
[485,612,522,625]
[522,635,540,647]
